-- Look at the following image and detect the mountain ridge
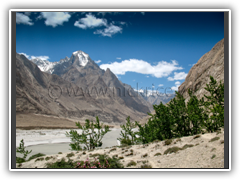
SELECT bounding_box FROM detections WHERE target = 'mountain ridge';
[16,51,153,125]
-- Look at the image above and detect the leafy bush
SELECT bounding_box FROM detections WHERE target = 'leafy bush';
[209,137,220,142]
[97,154,124,168]
[46,158,76,168]
[132,76,224,144]
[193,135,201,139]
[164,147,181,155]
[28,153,46,161]
[16,139,32,160]
[202,76,224,132]
[164,139,173,146]
[75,158,110,168]
[211,154,216,159]
[181,144,194,150]
[66,152,75,158]
[154,153,162,156]
[66,116,110,151]
[126,160,137,167]
[141,164,152,168]
[118,116,138,145]
[16,157,25,163]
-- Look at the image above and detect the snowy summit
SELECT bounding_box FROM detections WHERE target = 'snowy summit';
[72,50,89,67]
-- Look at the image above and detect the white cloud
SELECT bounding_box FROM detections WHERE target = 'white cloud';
[171,81,182,91]
[19,52,30,59]
[116,57,121,60]
[16,13,34,25]
[41,12,71,27]
[18,52,50,61]
[94,24,122,37]
[100,59,183,78]
[168,72,188,81]
[158,84,164,87]
[30,55,50,61]
[95,60,101,63]
[146,76,149,78]
[74,13,107,29]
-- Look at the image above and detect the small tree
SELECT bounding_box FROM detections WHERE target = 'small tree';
[118,116,138,145]
[202,76,224,132]
[16,139,32,160]
[66,116,111,151]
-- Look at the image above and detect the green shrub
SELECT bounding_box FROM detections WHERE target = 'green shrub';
[164,146,181,154]
[118,116,139,145]
[133,76,224,144]
[16,157,25,163]
[46,158,76,168]
[141,164,152,168]
[126,160,137,167]
[181,144,194,150]
[28,153,46,161]
[193,135,201,139]
[35,157,44,162]
[154,153,162,156]
[66,152,75,158]
[16,139,32,161]
[211,154,216,159]
[58,152,62,154]
[45,156,53,161]
[164,139,173,146]
[220,140,224,144]
[66,116,110,151]
[97,154,124,168]
[142,153,148,158]
[109,148,117,153]
[211,148,216,152]
[209,137,220,142]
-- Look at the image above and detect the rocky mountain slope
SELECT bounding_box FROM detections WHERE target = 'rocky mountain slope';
[16,51,153,124]
[178,38,224,102]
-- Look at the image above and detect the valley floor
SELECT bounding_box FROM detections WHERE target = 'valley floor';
[17,129,224,169]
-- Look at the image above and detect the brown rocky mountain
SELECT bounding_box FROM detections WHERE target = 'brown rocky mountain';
[16,51,153,125]
[178,38,224,102]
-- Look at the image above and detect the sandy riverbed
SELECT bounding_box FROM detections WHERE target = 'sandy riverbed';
[17,129,225,169]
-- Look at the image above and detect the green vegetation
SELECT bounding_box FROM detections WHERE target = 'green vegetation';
[130,76,224,144]
[164,139,173,146]
[46,158,76,168]
[28,153,46,161]
[193,135,201,139]
[181,144,194,150]
[127,160,137,167]
[66,116,110,151]
[141,164,152,168]
[16,139,32,159]
[66,152,75,158]
[16,140,47,164]
[211,154,216,159]
[154,153,162,156]
[209,137,220,142]
[164,146,181,155]
[118,116,139,146]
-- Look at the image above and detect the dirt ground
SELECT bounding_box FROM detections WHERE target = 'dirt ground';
[18,128,225,169]
[16,113,117,129]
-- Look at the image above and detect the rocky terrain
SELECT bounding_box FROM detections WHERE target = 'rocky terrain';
[17,129,224,168]
[178,38,224,102]
[16,51,153,125]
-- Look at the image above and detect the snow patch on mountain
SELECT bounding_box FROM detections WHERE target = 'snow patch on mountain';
[73,51,89,66]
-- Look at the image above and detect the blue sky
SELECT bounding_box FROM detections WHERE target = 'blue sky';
[16,11,224,94]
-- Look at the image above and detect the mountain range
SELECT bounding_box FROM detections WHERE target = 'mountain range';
[16,50,155,124]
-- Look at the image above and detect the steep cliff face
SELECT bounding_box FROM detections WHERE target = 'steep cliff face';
[178,39,224,102]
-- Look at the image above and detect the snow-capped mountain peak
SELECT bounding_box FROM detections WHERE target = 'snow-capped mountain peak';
[72,50,89,67]
[27,50,91,74]
[30,58,57,72]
